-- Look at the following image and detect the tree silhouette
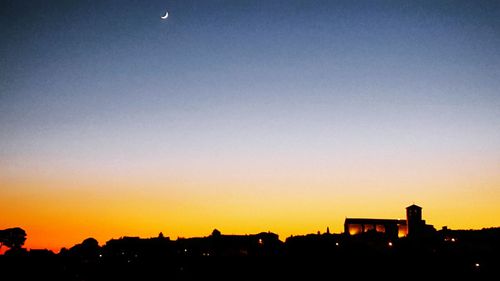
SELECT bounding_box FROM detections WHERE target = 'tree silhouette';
[68,237,100,260]
[0,227,27,250]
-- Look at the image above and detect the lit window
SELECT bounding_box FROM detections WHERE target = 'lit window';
[398,225,408,237]
[348,224,362,235]
[376,225,386,233]
[364,224,374,232]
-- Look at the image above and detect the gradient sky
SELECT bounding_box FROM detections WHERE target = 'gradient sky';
[1,0,499,252]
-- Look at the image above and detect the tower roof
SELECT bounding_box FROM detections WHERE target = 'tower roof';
[406,204,422,210]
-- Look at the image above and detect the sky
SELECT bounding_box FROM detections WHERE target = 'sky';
[1,0,499,252]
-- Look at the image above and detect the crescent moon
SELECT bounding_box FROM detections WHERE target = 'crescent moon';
[161,11,169,19]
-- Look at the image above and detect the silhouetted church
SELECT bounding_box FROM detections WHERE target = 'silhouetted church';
[344,204,435,239]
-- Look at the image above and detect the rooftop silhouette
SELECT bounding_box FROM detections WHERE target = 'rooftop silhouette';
[1,204,499,280]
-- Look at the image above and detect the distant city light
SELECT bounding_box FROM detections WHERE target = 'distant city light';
[445,237,457,242]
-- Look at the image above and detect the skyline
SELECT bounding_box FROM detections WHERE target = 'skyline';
[1,0,500,252]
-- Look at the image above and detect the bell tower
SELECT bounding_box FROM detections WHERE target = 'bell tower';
[406,204,422,236]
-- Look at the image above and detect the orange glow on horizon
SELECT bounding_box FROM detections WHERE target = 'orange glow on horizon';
[2,161,500,252]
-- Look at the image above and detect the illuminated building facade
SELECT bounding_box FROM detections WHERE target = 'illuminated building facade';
[344,218,405,238]
[344,204,433,239]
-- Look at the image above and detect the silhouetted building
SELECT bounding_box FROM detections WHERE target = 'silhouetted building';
[103,234,173,261]
[177,230,282,257]
[406,204,422,236]
[344,204,435,239]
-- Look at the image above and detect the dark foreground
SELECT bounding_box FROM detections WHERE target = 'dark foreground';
[2,238,499,280]
[1,253,496,281]
[2,227,500,280]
